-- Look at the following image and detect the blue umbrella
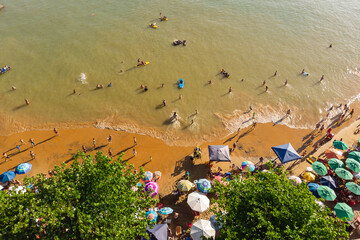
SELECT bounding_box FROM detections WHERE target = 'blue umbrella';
[210,215,223,230]
[308,183,320,198]
[320,175,338,189]
[197,179,212,193]
[146,224,168,240]
[159,207,173,215]
[0,171,16,182]
[15,163,32,174]
[271,143,301,164]
[146,210,158,223]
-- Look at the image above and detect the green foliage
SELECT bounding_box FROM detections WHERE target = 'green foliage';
[212,169,348,240]
[0,152,157,239]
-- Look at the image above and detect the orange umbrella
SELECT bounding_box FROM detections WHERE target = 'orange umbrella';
[325,149,343,159]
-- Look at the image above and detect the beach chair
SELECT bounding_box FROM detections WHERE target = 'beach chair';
[176,226,182,236]
[306,155,317,164]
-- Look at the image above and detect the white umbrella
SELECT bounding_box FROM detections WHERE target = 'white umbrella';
[8,186,26,195]
[191,219,216,240]
[187,191,210,212]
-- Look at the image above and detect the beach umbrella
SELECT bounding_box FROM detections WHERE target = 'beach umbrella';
[187,191,210,212]
[354,172,360,179]
[325,149,342,159]
[146,224,168,240]
[320,175,337,189]
[159,207,173,215]
[334,202,354,220]
[346,158,360,172]
[146,210,158,223]
[144,181,159,197]
[303,172,316,182]
[154,171,162,181]
[190,219,216,240]
[15,163,32,174]
[241,161,255,172]
[333,140,349,150]
[213,175,228,186]
[8,186,26,195]
[312,161,328,176]
[288,176,302,185]
[348,151,360,162]
[335,168,353,180]
[0,171,16,183]
[177,180,193,192]
[317,186,336,201]
[271,143,301,164]
[143,171,153,182]
[196,179,212,193]
[308,183,320,198]
[346,182,360,195]
[328,158,345,170]
[210,215,223,230]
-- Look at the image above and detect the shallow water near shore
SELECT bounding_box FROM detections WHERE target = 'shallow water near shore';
[0,0,359,144]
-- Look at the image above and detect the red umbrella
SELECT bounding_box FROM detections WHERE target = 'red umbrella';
[325,149,342,159]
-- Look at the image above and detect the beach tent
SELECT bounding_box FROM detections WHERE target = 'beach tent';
[143,224,168,240]
[208,145,231,162]
[271,143,301,164]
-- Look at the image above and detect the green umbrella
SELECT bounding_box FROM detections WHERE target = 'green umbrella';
[346,182,360,195]
[317,185,336,201]
[334,202,354,220]
[346,158,360,172]
[348,151,360,162]
[333,140,349,150]
[328,158,345,170]
[335,168,353,180]
[312,161,328,176]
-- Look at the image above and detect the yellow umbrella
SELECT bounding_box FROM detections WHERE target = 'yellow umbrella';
[177,180,194,191]
[303,172,316,182]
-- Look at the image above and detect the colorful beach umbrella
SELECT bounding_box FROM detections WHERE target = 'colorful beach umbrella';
[333,140,349,150]
[154,171,162,181]
[144,181,159,197]
[15,163,32,174]
[312,161,328,176]
[213,175,228,186]
[197,179,212,193]
[334,202,354,220]
[187,191,210,212]
[317,185,336,201]
[328,158,345,170]
[177,180,193,192]
[348,151,360,162]
[346,158,360,172]
[320,175,337,189]
[210,215,223,230]
[308,183,320,198]
[346,182,360,195]
[325,149,342,159]
[0,171,16,183]
[159,207,173,215]
[146,210,158,223]
[143,171,153,182]
[241,161,255,172]
[288,176,302,185]
[303,172,316,182]
[190,219,216,240]
[335,168,353,180]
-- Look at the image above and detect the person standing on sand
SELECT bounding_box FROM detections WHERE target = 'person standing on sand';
[133,149,137,156]
[133,137,137,146]
[284,80,288,86]
[3,152,9,161]
[29,138,35,148]
[262,80,266,86]
[30,151,35,160]
[16,145,21,152]
[93,138,96,149]
[20,139,25,145]
[108,148,112,157]
[320,75,324,82]
[107,135,112,144]
[161,83,164,88]
[82,145,86,153]
[265,86,268,92]
[53,128,59,136]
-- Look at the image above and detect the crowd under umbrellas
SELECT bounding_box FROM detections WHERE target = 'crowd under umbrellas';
[0,162,32,191]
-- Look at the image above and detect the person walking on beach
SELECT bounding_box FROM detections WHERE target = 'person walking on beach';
[284,79,288,86]
[107,135,112,144]
[82,145,87,153]
[262,80,266,86]
[319,124,325,133]
[163,100,166,107]
[3,152,9,162]
[133,149,137,156]
[191,119,194,125]
[273,70,277,76]
[133,137,137,146]
[286,109,291,115]
[108,148,112,157]
[29,138,35,148]
[93,138,96,149]
[30,151,35,160]
[252,121,257,129]
[16,145,21,153]
[20,139,25,145]
[25,98,30,105]
[229,87,232,93]
[349,109,354,118]
[265,86,268,92]
[53,128,59,136]
[320,75,324,82]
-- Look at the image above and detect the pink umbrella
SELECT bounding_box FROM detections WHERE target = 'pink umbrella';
[144,181,159,197]
[214,175,228,186]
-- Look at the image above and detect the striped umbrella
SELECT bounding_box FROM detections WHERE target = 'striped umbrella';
[177,180,193,192]
[333,140,348,150]
[143,171,153,182]
[335,168,353,180]
[312,161,328,176]
[144,181,159,197]
[0,171,16,182]
[197,179,212,193]
[241,161,255,172]
[159,207,173,215]
[346,158,360,172]
[146,210,158,223]
[15,163,32,174]
[328,158,345,170]
[288,176,302,185]
[334,203,354,220]
[317,186,336,201]
[346,182,360,195]
[348,151,360,162]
